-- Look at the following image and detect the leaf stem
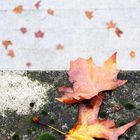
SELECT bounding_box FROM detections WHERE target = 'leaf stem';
[39,122,66,136]
[47,124,66,135]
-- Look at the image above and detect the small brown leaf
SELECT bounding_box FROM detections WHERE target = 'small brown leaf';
[56,44,64,50]
[35,1,41,9]
[26,62,32,68]
[7,50,15,58]
[115,27,123,37]
[20,27,28,34]
[2,40,12,49]
[34,30,45,38]
[85,11,93,20]
[106,20,116,29]
[129,51,136,59]
[47,8,54,16]
[13,5,23,14]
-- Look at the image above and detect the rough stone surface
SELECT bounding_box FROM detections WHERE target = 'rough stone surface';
[0,71,140,140]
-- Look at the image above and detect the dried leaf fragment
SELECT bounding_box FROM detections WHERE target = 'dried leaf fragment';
[35,0,41,9]
[2,40,12,49]
[13,5,23,14]
[66,93,140,140]
[7,49,15,58]
[129,51,136,59]
[85,11,93,20]
[26,62,32,68]
[56,44,64,50]
[57,52,127,104]
[34,30,45,38]
[115,27,123,37]
[47,8,54,16]
[20,27,28,34]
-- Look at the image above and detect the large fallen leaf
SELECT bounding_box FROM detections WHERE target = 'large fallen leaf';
[66,93,140,140]
[57,53,127,104]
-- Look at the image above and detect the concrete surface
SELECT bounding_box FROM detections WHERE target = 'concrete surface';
[0,71,140,140]
[0,1,140,70]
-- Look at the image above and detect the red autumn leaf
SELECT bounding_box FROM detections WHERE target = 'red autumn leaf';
[7,49,15,58]
[34,30,45,38]
[2,40,12,49]
[13,5,23,14]
[66,93,140,140]
[106,20,116,29]
[20,27,28,34]
[115,27,123,37]
[85,11,93,20]
[57,52,127,104]
[47,8,54,16]
[35,0,41,9]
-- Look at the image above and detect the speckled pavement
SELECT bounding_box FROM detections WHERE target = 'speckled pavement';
[0,71,140,140]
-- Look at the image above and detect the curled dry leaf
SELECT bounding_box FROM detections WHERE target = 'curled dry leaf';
[34,30,45,38]
[20,27,28,34]
[35,0,41,9]
[7,49,15,58]
[85,11,93,20]
[106,20,116,29]
[47,8,54,16]
[13,5,23,14]
[57,52,127,104]
[115,27,123,37]
[66,93,140,140]
[2,40,12,49]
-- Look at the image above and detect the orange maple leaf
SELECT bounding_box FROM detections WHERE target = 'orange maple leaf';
[66,93,140,140]
[129,51,136,59]
[2,40,12,49]
[106,20,116,29]
[85,11,93,20]
[57,52,127,104]
[7,49,15,58]
[13,5,23,14]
